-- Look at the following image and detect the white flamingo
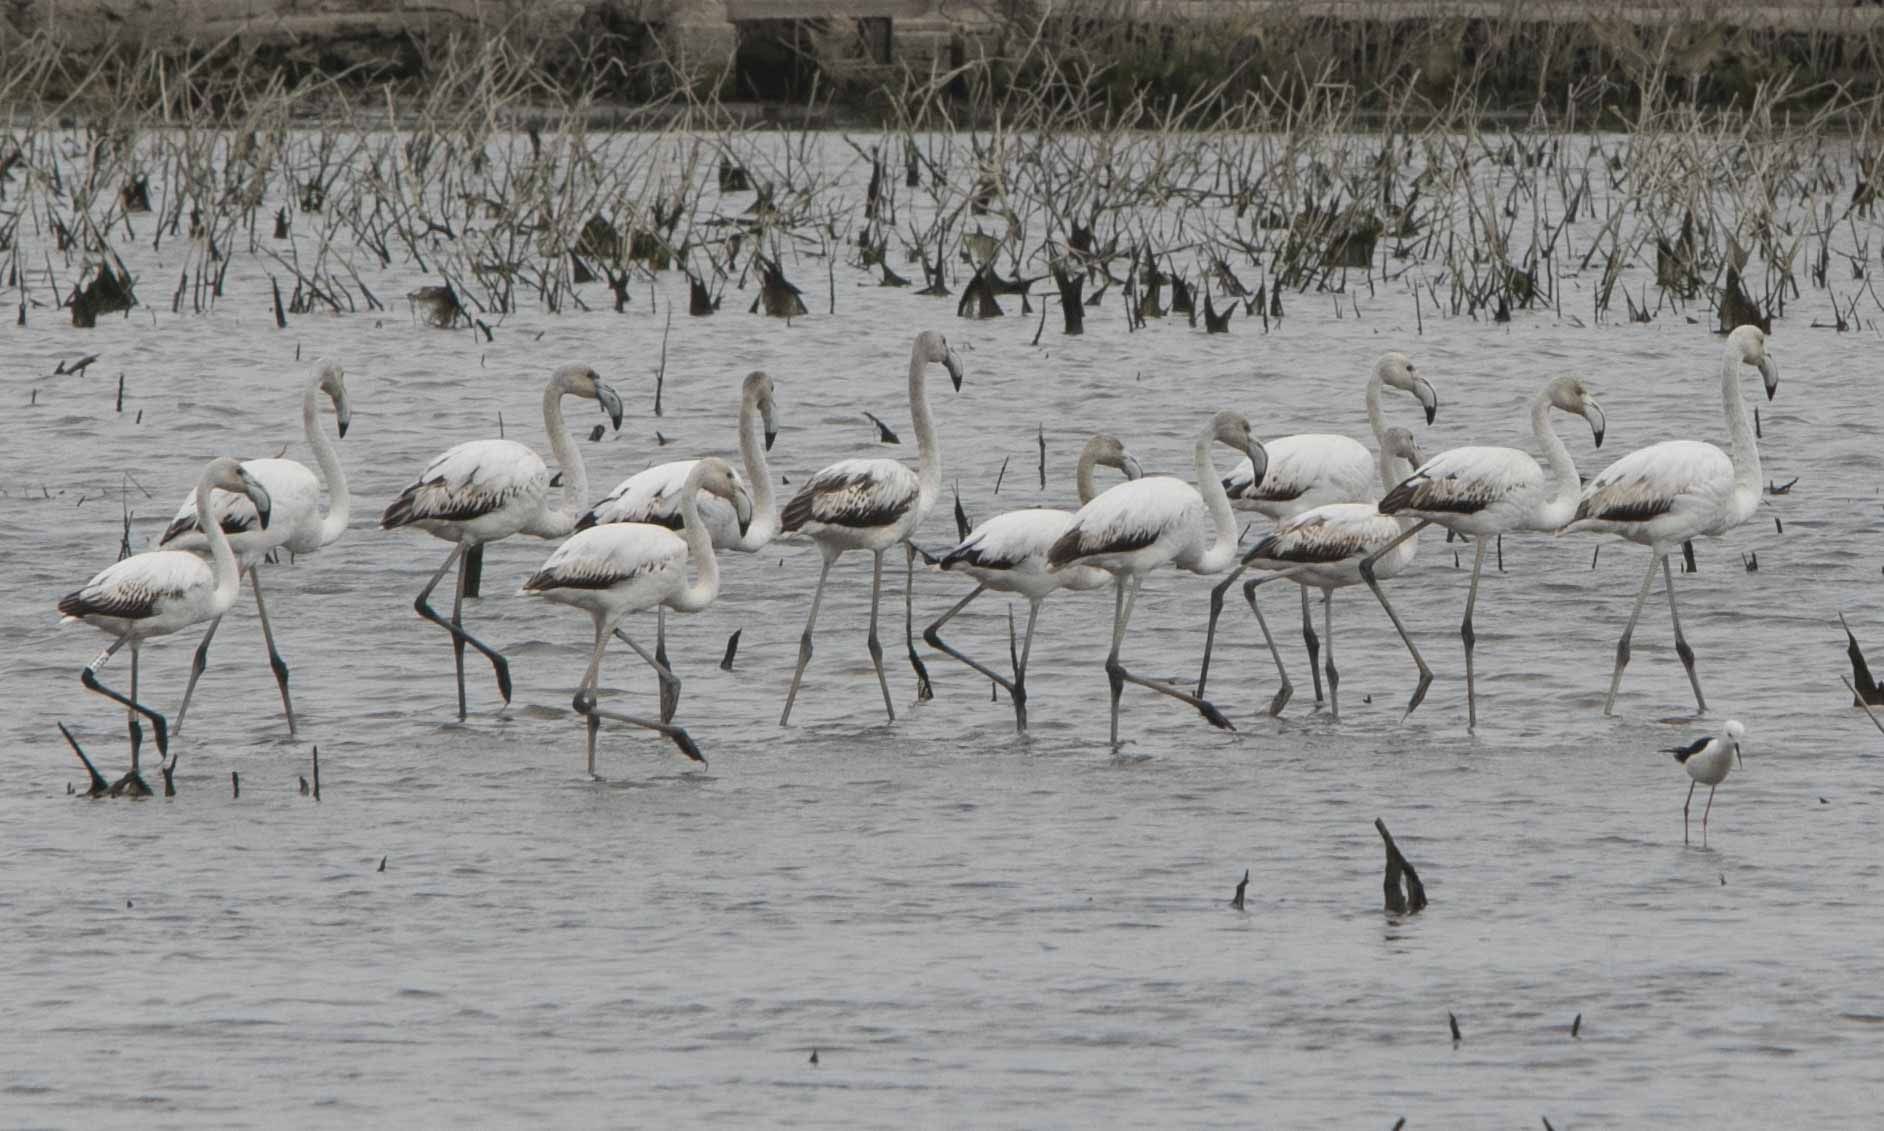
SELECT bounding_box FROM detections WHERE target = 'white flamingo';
[1046,411,1266,745]
[778,330,962,726]
[521,458,752,778]
[1360,375,1606,727]
[157,359,352,737]
[923,433,1145,731]
[59,457,274,791]
[1561,325,1778,716]
[381,363,623,718]
[1208,351,1438,702]
[575,370,779,720]
[1235,428,1428,721]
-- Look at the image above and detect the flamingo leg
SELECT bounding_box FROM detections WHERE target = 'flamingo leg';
[413,542,512,716]
[867,550,894,722]
[1243,572,1304,716]
[1106,574,1234,743]
[573,615,702,775]
[249,566,297,736]
[653,606,677,726]
[1603,550,1664,716]
[923,584,1016,697]
[1197,561,1250,697]
[174,612,225,737]
[1302,585,1325,705]
[780,554,835,726]
[1663,554,1707,715]
[615,627,682,723]
[1105,576,1130,745]
[1461,540,1489,731]
[1683,779,1696,844]
[904,543,933,703]
[80,638,167,775]
[1359,520,1434,717]
[1323,590,1339,721]
[1014,599,1041,732]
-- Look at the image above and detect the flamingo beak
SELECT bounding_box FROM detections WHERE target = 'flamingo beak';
[1758,355,1779,401]
[596,381,624,431]
[1415,377,1438,425]
[1243,439,1269,490]
[239,471,273,531]
[734,486,754,537]
[943,350,964,392]
[334,390,352,440]
[1121,453,1144,481]
[1585,400,1605,448]
[762,400,780,453]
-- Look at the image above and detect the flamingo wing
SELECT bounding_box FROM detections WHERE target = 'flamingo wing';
[781,458,917,532]
[1573,441,1730,526]
[1381,446,1542,517]
[59,550,211,621]
[521,524,689,593]
[381,440,547,529]
[942,508,1071,572]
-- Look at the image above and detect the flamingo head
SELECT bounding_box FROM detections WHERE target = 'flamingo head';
[1088,433,1144,481]
[1546,375,1605,448]
[555,364,623,431]
[693,456,754,537]
[745,370,780,452]
[207,457,273,531]
[1730,325,1779,401]
[315,359,351,438]
[1378,352,1438,425]
[1211,411,1267,489]
[1380,426,1425,472]
[916,330,964,391]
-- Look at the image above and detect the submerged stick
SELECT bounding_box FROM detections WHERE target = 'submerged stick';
[311,745,321,801]
[1376,818,1427,914]
[720,629,742,671]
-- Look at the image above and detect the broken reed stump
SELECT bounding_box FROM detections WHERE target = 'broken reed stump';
[409,282,466,329]
[1051,263,1084,334]
[957,267,1002,319]
[752,257,807,318]
[717,158,751,193]
[577,214,624,262]
[1203,291,1232,333]
[70,262,136,328]
[1717,266,1770,335]
[1842,613,1884,706]
[688,274,720,316]
[1376,818,1427,914]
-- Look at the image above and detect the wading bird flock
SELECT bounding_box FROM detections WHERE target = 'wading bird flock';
[57,326,1784,838]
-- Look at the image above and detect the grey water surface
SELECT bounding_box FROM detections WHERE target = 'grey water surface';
[4,135,1884,1129]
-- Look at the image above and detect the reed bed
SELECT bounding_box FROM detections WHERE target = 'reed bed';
[2,3,1881,343]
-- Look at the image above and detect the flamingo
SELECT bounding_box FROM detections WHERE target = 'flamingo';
[1207,351,1438,702]
[1235,428,1428,721]
[1046,411,1265,745]
[1359,374,1606,727]
[575,370,779,721]
[1561,326,1778,716]
[778,330,962,726]
[381,363,623,718]
[58,457,273,792]
[157,359,352,737]
[923,432,1145,731]
[521,458,751,777]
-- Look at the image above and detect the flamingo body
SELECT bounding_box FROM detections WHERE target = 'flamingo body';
[60,551,239,641]
[1226,433,1374,517]
[781,457,921,551]
[1049,476,1213,577]
[1564,440,1744,543]
[523,524,694,617]
[579,459,753,546]
[1245,502,1420,589]
[382,439,552,542]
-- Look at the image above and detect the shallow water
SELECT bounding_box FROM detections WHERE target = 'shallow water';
[4,130,1884,1127]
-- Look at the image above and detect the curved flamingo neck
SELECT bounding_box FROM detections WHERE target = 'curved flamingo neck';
[306,382,350,547]
[1533,391,1580,527]
[1364,370,1387,444]
[1075,443,1102,505]
[1192,426,1239,573]
[910,346,942,519]
[736,386,777,549]
[197,472,240,606]
[669,466,721,613]
[540,381,586,537]
[1721,344,1761,503]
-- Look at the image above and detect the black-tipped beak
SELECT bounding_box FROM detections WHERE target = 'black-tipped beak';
[764,429,778,453]
[242,474,273,531]
[597,382,624,431]
[1586,402,1606,449]
[944,351,964,392]
[1122,454,1144,481]
[1759,356,1778,401]
[335,398,352,440]
[734,487,754,537]
[1415,377,1438,425]
[1243,440,1269,490]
